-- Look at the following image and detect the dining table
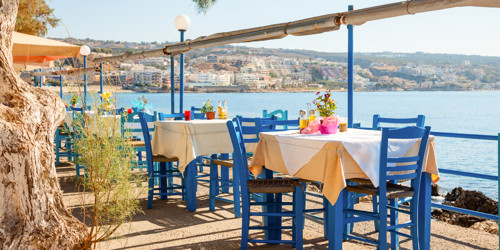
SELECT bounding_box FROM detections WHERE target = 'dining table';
[249,128,439,249]
[151,119,234,212]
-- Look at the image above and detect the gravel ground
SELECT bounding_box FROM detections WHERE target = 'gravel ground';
[56,160,499,249]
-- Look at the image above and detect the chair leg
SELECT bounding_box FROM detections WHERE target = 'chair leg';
[294,186,305,250]
[209,161,217,211]
[55,136,61,166]
[241,198,250,250]
[159,162,167,200]
[323,196,329,239]
[410,199,419,250]
[147,177,154,209]
[390,198,399,249]
[275,193,282,242]
[167,162,174,194]
[378,196,388,250]
[232,165,241,217]
[372,195,380,232]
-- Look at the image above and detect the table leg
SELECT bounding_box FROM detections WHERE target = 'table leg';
[418,173,431,250]
[263,168,278,241]
[220,153,230,193]
[186,160,198,212]
[159,162,167,200]
[328,188,345,250]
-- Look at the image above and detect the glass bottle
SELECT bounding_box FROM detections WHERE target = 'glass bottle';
[222,100,228,119]
[299,110,308,130]
[217,100,222,119]
[309,109,316,122]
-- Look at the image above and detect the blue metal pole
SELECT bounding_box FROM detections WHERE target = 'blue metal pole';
[99,63,103,95]
[179,30,185,113]
[347,5,354,128]
[170,56,175,114]
[33,72,37,87]
[59,65,63,98]
[83,55,88,105]
[39,69,42,87]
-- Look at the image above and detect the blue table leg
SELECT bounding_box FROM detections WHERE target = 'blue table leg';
[220,153,230,193]
[328,188,345,250]
[263,168,277,241]
[186,161,198,212]
[159,162,167,200]
[418,173,432,250]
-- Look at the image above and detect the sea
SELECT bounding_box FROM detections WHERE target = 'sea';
[66,91,500,200]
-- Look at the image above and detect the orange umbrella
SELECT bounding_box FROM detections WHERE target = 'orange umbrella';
[12,31,81,66]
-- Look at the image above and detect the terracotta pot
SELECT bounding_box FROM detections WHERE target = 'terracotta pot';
[206,111,216,120]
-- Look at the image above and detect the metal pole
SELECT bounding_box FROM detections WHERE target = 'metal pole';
[347,5,354,128]
[83,55,88,105]
[179,30,185,113]
[33,71,37,87]
[39,69,42,87]
[99,63,103,95]
[170,56,175,114]
[59,65,63,98]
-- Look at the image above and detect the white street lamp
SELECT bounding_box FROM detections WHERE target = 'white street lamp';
[173,15,190,113]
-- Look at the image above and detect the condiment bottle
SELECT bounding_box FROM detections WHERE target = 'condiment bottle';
[309,109,316,122]
[217,100,222,119]
[222,100,228,119]
[299,110,308,130]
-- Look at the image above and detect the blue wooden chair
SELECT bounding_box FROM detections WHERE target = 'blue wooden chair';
[350,114,426,231]
[55,126,73,166]
[255,117,329,238]
[71,109,87,177]
[138,112,185,209]
[121,111,157,170]
[227,118,305,249]
[191,106,206,119]
[158,112,185,121]
[208,116,276,217]
[344,126,431,249]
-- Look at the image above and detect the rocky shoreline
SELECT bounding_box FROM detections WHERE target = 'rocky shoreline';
[432,186,499,234]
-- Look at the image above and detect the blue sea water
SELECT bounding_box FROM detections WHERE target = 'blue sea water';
[69,91,500,199]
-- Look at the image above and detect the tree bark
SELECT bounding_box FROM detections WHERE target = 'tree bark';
[0,0,85,248]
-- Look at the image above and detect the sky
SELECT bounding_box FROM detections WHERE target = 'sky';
[46,0,500,57]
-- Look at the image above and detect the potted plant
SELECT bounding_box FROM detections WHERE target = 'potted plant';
[132,95,152,113]
[313,91,339,134]
[201,99,215,120]
[69,94,78,108]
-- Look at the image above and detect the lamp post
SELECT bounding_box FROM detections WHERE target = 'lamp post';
[174,14,190,114]
[80,45,91,106]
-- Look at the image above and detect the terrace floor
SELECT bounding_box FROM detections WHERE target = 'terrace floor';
[56,159,499,249]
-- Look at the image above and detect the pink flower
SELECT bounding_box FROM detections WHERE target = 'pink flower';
[316,92,320,95]
[312,100,316,104]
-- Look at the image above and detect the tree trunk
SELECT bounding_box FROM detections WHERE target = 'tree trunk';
[0,0,86,248]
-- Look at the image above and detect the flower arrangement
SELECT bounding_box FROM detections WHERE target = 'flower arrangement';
[200,99,215,114]
[69,94,78,106]
[131,95,152,111]
[100,92,115,109]
[313,91,336,117]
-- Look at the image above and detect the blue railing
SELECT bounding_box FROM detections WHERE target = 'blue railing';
[428,131,499,235]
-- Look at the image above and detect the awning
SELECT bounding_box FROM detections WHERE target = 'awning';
[12,31,81,66]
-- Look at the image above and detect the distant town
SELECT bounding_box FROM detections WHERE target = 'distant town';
[39,38,500,92]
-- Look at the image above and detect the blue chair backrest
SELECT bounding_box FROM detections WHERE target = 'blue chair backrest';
[372,114,425,130]
[236,115,277,144]
[379,126,431,201]
[191,106,206,120]
[138,112,154,172]
[99,107,124,115]
[226,118,250,195]
[121,111,157,139]
[255,118,300,134]
[263,109,288,120]
[70,106,91,112]
[158,112,185,121]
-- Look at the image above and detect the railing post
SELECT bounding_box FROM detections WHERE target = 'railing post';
[347,5,354,128]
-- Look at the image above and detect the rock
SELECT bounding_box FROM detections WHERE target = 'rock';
[432,187,499,234]
[471,220,499,234]
[431,184,440,196]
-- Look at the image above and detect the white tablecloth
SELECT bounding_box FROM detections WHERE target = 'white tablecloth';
[152,120,233,173]
[267,129,425,187]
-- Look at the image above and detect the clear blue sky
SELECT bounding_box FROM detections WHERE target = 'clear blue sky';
[46,0,500,56]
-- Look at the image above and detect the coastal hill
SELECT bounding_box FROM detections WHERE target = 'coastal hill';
[50,37,500,92]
